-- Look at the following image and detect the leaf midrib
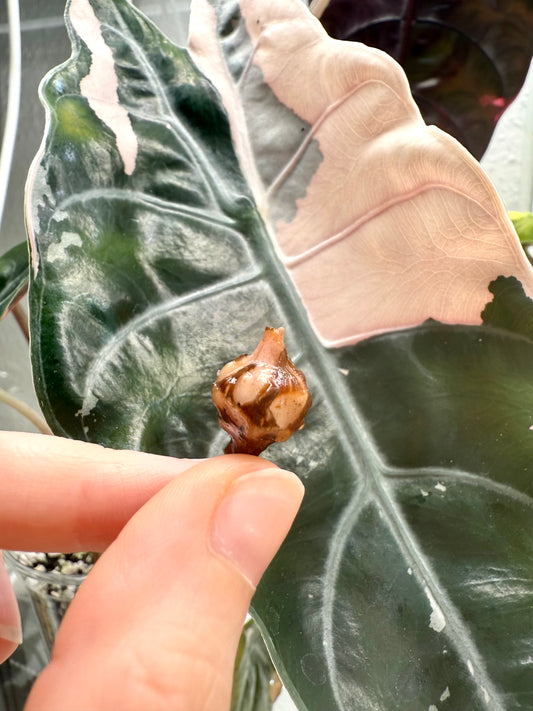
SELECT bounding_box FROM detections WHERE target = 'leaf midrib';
[32,3,516,705]
[223,8,510,707]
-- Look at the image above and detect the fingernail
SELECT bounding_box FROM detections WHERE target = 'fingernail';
[0,623,22,646]
[211,468,304,587]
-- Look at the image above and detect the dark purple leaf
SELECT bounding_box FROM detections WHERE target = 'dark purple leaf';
[319,0,533,158]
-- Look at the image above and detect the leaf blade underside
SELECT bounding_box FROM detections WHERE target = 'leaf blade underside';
[26,0,533,708]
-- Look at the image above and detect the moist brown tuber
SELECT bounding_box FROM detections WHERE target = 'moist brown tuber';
[212,327,312,455]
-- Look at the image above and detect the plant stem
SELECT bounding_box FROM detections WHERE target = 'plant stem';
[0,387,52,434]
[12,301,29,342]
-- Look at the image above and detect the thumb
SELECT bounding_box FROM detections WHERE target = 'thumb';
[25,455,304,711]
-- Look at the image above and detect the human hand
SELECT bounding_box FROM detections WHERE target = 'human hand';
[0,432,304,710]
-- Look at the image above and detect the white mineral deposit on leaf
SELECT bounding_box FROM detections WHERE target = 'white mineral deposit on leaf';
[425,585,446,633]
[46,232,82,263]
[428,705,438,711]
[435,482,447,492]
[69,0,138,175]
[467,659,474,675]
[440,686,451,702]
[77,392,99,420]
[212,327,312,455]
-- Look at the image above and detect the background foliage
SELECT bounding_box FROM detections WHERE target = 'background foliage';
[319,0,533,158]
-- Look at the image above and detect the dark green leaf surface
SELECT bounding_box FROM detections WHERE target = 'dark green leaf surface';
[26,0,533,709]
[319,0,533,158]
[253,283,533,710]
[0,242,29,320]
[27,0,270,450]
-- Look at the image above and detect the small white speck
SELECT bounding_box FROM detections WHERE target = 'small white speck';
[425,586,446,632]
[407,567,413,575]
[481,687,490,703]
[435,483,447,492]
[467,659,474,675]
[430,606,446,633]
[338,368,349,376]
[529,425,533,431]
[421,489,429,497]
[429,705,438,711]
[440,687,450,702]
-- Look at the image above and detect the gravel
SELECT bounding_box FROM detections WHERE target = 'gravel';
[7,551,98,650]
[12,551,97,577]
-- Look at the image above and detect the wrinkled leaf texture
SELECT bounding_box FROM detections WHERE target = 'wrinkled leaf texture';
[318,0,533,159]
[25,0,533,708]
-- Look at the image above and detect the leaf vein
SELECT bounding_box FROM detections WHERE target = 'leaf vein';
[79,270,262,420]
[284,183,499,269]
[54,188,237,230]
[386,465,533,509]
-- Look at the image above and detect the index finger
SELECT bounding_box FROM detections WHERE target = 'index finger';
[0,431,204,551]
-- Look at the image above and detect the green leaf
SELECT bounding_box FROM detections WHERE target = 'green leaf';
[318,0,533,159]
[25,0,533,709]
[482,275,533,339]
[231,620,277,711]
[510,210,533,245]
[256,282,533,711]
[26,0,264,448]
[0,242,29,320]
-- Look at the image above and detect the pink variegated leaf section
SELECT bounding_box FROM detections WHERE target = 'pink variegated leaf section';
[189,0,533,347]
